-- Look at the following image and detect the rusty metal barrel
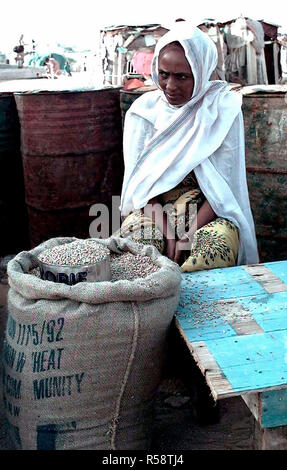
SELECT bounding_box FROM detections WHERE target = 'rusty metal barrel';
[242,87,287,262]
[14,88,124,248]
[0,92,29,255]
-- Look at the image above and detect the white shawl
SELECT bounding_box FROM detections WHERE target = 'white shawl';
[120,24,258,265]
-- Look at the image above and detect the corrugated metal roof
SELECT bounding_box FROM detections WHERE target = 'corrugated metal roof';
[101,24,161,32]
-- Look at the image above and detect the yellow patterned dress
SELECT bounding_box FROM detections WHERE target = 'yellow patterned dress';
[115,172,239,272]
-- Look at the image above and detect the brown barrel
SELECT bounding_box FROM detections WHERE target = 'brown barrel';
[242,90,287,262]
[0,92,29,255]
[14,88,124,248]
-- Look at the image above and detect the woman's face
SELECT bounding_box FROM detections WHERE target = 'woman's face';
[158,46,194,106]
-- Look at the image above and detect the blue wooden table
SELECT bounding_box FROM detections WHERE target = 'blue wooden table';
[175,260,287,444]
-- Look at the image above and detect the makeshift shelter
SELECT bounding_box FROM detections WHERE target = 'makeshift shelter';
[278,35,287,83]
[28,53,67,70]
[260,21,281,84]
[100,24,168,86]
[101,18,284,87]
[200,17,281,85]
[198,21,227,81]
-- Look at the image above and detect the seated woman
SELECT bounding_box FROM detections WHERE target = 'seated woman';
[116,24,259,272]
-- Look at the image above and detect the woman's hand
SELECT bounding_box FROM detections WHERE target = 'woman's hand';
[172,199,216,265]
[174,235,192,265]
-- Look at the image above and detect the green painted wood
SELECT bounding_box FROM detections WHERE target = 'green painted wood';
[176,261,287,410]
[242,94,287,262]
[205,329,287,395]
[261,389,287,428]
[119,89,141,127]
[119,86,156,127]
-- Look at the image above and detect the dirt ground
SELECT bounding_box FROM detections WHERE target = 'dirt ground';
[0,256,257,451]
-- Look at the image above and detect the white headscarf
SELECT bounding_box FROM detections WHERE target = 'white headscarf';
[120,23,259,265]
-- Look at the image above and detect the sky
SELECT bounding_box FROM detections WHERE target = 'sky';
[1,0,287,53]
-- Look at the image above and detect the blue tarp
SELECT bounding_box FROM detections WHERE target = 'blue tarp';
[28,53,67,69]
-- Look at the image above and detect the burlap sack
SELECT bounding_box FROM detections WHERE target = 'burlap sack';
[2,236,181,450]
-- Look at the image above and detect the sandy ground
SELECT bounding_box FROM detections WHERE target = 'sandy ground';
[0,258,256,451]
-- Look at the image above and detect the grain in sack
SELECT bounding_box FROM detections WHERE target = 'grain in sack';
[2,236,181,450]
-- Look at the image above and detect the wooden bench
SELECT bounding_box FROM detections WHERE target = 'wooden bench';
[174,260,287,450]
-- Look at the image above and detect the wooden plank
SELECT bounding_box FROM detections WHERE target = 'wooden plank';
[265,261,287,283]
[177,262,287,338]
[204,330,287,398]
[260,389,287,428]
[241,390,287,428]
[176,290,287,342]
[177,320,287,401]
[228,291,287,334]
[214,300,264,335]
[242,393,261,423]
[180,265,266,304]
[244,264,287,294]
[175,261,287,401]
[176,309,287,398]
[175,319,234,401]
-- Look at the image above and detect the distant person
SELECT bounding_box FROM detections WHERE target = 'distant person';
[83,56,87,72]
[64,61,72,76]
[43,57,51,76]
[43,56,61,79]
[13,34,25,68]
